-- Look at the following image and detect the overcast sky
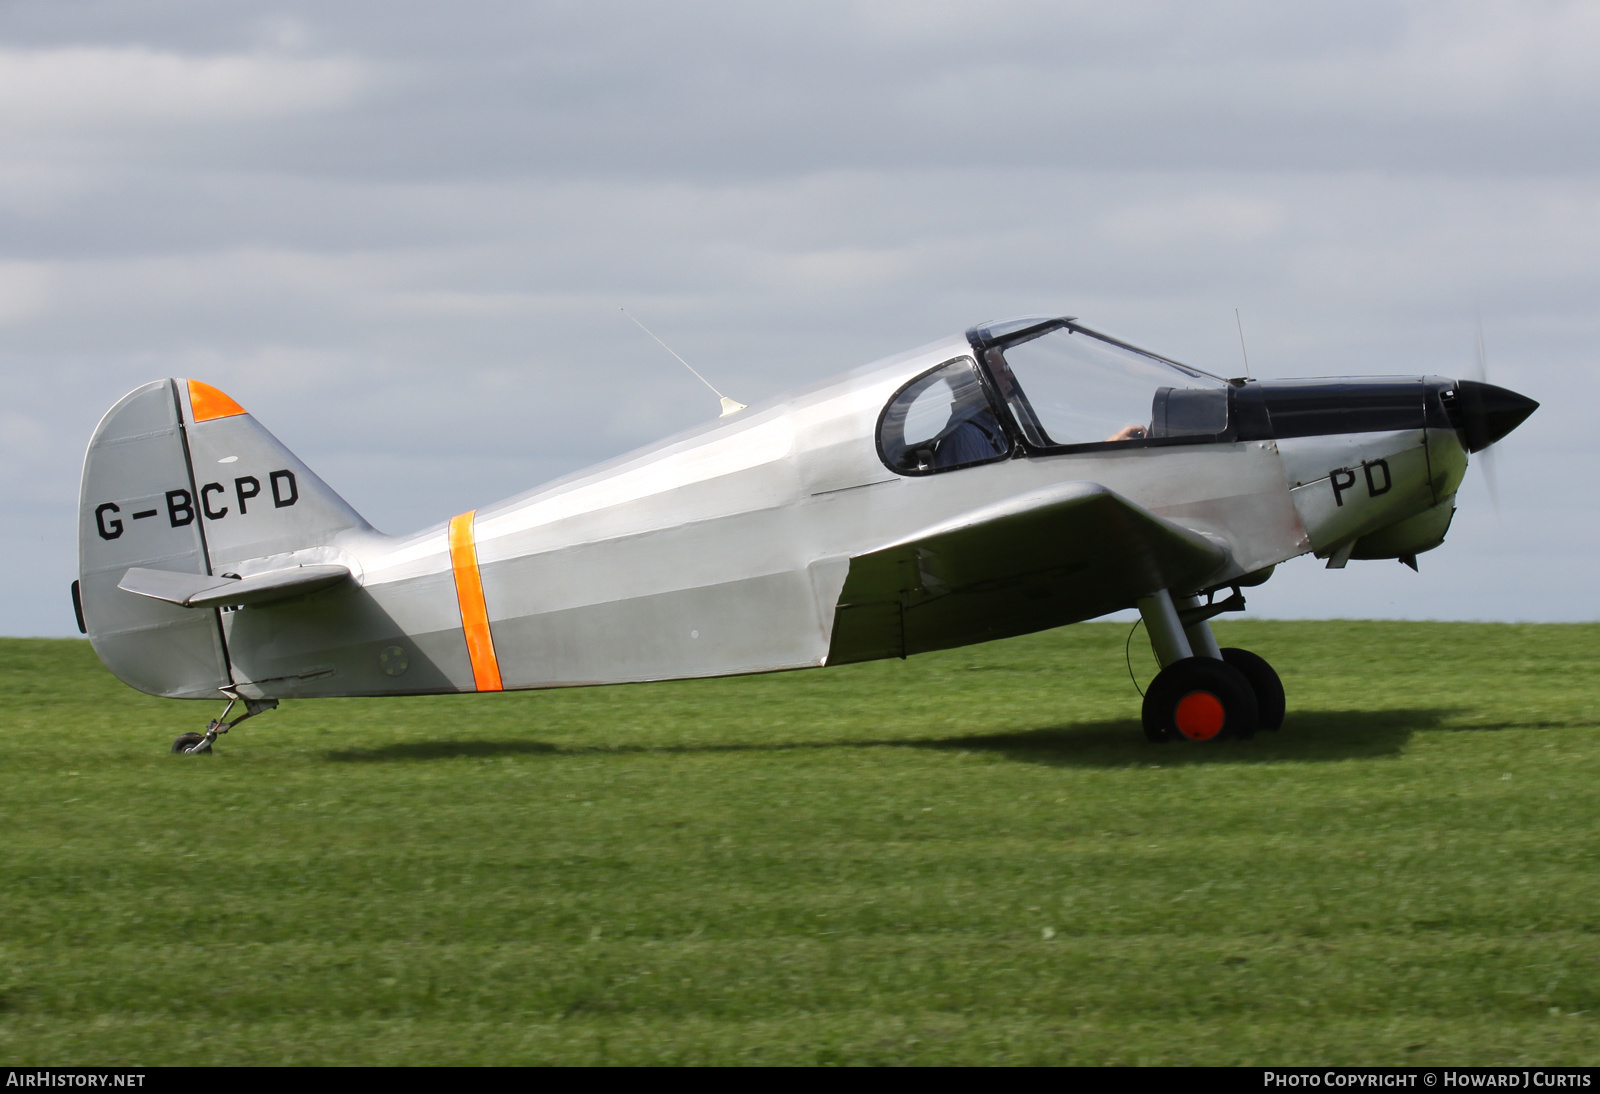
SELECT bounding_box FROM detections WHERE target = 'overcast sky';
[3,0,1596,635]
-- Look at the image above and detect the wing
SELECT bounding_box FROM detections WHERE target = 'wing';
[828,481,1229,663]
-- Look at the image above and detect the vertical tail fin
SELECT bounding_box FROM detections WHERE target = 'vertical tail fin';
[78,379,372,698]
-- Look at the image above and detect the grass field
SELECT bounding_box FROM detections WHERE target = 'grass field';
[0,620,1597,1065]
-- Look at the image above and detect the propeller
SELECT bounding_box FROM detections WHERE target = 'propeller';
[1455,314,1539,515]
[1471,315,1499,512]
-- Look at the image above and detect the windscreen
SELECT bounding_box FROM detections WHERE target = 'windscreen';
[988,325,1228,448]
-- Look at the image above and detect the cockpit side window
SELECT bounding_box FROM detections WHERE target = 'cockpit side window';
[878,357,1011,475]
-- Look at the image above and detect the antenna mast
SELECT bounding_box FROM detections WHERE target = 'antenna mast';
[621,308,746,417]
[1234,308,1253,380]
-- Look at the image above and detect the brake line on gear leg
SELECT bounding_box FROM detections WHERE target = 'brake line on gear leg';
[1125,617,1146,697]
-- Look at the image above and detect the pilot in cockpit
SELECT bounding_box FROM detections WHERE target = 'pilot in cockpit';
[932,392,1008,468]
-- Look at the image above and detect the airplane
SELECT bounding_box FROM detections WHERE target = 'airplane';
[73,314,1538,753]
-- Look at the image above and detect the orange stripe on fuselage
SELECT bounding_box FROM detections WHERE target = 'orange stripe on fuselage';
[186,379,248,422]
[448,510,504,692]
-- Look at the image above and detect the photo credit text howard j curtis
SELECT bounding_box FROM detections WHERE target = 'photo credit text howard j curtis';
[1262,1073,1593,1088]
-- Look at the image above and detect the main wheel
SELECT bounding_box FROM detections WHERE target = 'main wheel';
[171,732,210,755]
[1220,648,1285,731]
[1142,657,1259,743]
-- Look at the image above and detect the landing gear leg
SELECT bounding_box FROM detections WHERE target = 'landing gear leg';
[1137,589,1259,743]
[172,693,279,755]
[1136,588,1192,668]
[1176,596,1223,660]
[1138,587,1285,737]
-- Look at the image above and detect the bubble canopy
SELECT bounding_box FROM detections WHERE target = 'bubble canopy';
[876,320,1235,476]
[975,319,1231,453]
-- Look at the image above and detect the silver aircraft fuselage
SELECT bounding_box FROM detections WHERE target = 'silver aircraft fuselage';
[76,316,1536,703]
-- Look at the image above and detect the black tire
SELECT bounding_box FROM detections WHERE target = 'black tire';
[1143,718,1172,744]
[1220,648,1285,732]
[1141,657,1259,743]
[172,732,209,755]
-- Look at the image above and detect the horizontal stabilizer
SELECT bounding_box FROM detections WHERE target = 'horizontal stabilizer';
[119,564,350,609]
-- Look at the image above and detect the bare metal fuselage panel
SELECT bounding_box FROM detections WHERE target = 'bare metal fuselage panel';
[77,325,1491,701]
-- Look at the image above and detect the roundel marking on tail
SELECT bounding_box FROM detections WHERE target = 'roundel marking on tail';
[187,380,247,423]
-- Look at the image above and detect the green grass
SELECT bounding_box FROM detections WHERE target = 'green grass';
[1,620,1598,1065]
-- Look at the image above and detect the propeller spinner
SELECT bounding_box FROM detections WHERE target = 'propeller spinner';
[1453,380,1539,453]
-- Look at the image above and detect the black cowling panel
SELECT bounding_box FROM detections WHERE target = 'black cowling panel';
[1231,378,1453,441]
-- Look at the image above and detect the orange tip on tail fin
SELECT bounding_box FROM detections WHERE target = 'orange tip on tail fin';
[186,379,247,423]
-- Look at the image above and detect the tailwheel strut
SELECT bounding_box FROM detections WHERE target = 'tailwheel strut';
[172,692,279,754]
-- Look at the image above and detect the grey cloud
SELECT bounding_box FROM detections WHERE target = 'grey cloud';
[2,3,1598,179]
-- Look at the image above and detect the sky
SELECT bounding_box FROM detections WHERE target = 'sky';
[3,0,1597,635]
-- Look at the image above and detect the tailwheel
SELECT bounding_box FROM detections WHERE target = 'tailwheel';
[1142,656,1259,743]
[1220,648,1285,732]
[168,694,278,755]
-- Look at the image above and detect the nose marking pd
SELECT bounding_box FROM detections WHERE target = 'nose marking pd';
[1330,458,1392,507]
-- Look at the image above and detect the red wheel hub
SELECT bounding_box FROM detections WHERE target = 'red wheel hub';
[1174,690,1226,741]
